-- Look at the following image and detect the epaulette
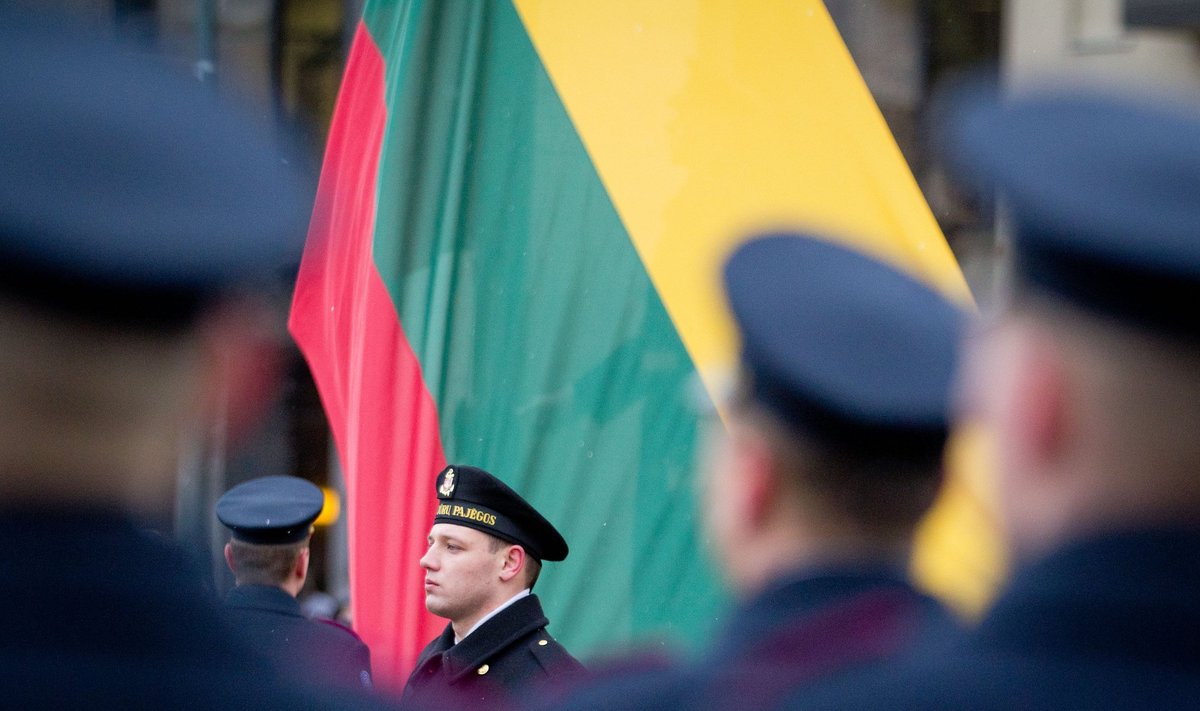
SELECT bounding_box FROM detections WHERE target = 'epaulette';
[529,633,572,671]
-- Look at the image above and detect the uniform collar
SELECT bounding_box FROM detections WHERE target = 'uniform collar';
[224,584,303,618]
[436,594,549,682]
[982,527,1200,662]
[456,588,530,644]
[716,564,918,657]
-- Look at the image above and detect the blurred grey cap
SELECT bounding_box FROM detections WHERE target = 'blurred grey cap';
[0,12,314,328]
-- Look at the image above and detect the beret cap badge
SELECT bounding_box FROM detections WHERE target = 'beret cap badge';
[438,468,457,498]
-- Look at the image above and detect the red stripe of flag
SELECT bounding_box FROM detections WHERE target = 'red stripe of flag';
[288,21,445,689]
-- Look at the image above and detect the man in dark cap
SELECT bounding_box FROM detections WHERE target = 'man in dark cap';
[799,88,1200,709]
[551,233,965,710]
[0,12,387,709]
[218,475,373,690]
[401,464,584,706]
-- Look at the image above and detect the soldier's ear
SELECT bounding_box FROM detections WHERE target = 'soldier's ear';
[223,543,236,575]
[295,546,311,580]
[996,322,1073,479]
[498,544,526,583]
[195,296,285,449]
[729,425,778,528]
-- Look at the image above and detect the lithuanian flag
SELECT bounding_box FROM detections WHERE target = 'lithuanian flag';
[290,0,1003,689]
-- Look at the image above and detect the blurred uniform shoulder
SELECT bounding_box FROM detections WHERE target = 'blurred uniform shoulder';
[317,617,367,644]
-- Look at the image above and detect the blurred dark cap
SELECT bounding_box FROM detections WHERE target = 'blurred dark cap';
[724,234,965,457]
[0,13,313,330]
[938,83,1200,339]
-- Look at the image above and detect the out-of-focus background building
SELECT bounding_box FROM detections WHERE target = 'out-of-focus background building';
[34,0,1200,618]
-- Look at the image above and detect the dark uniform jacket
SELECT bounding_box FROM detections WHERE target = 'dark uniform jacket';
[0,509,388,709]
[800,529,1200,709]
[225,584,373,690]
[558,566,952,711]
[402,593,584,707]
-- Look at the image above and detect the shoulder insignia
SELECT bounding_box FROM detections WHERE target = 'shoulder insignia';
[530,633,584,676]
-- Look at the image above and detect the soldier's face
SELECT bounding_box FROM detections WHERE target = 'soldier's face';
[420,523,505,625]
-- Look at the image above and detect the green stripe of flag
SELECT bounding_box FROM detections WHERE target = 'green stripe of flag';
[363,0,723,653]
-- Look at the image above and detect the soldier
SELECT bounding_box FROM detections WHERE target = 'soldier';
[218,475,373,690]
[401,465,584,706]
[0,12,387,709]
[554,233,965,709]
[802,87,1200,708]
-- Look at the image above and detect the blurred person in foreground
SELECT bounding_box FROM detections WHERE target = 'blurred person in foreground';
[218,476,373,690]
[0,14,389,709]
[796,87,1200,709]
[552,233,965,710]
[402,465,584,707]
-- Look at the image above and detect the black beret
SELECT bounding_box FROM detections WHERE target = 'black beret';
[940,85,1200,338]
[724,234,965,455]
[216,476,324,545]
[0,13,312,328]
[433,465,568,562]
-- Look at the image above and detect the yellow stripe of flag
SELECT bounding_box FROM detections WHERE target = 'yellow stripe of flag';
[514,0,1003,614]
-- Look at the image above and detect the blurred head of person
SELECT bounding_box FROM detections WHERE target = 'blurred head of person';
[704,234,965,597]
[0,14,312,522]
[940,86,1200,562]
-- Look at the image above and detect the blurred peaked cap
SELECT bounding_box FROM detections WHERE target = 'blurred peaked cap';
[938,82,1200,338]
[0,13,314,327]
[217,476,324,545]
[433,465,568,562]
[724,234,965,454]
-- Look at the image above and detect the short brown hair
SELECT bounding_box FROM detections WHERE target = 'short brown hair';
[228,536,309,586]
[487,535,543,590]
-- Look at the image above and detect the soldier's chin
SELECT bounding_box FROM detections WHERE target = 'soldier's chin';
[424,595,452,618]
